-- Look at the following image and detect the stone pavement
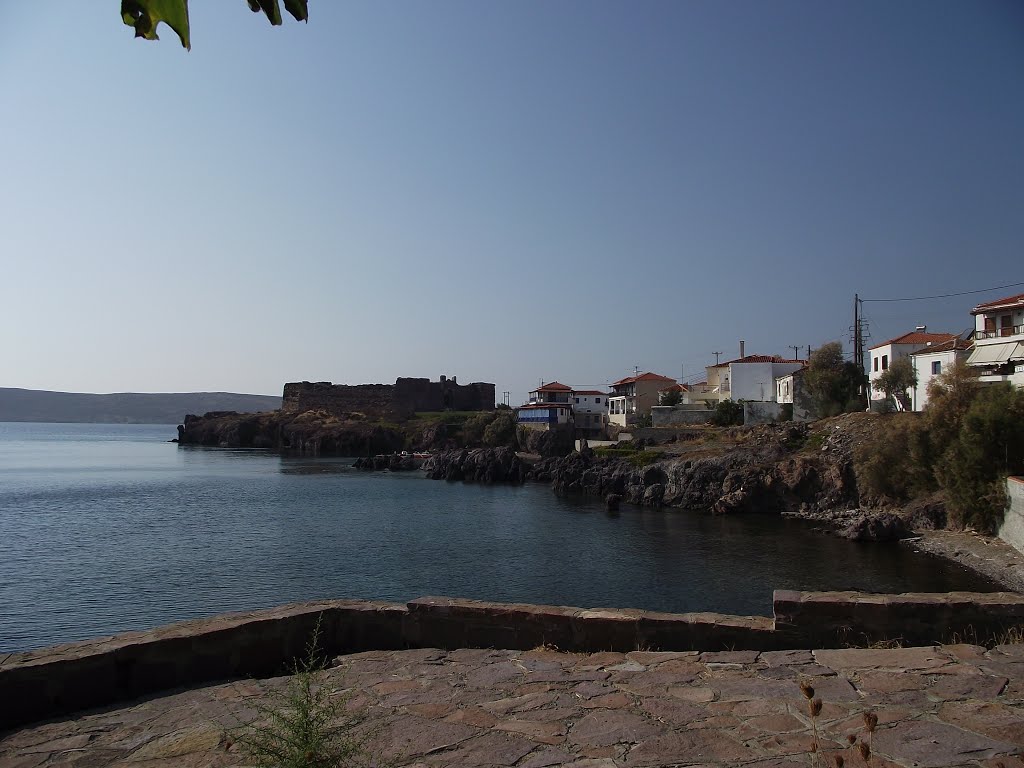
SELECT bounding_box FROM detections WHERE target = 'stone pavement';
[3,644,1024,767]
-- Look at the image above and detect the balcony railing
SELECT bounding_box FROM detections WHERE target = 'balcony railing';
[975,325,1024,340]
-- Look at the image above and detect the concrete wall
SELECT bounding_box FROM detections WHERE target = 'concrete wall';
[651,405,711,426]
[5,590,1024,728]
[999,476,1024,556]
[743,401,787,425]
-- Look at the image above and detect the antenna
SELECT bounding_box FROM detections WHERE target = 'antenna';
[634,364,639,377]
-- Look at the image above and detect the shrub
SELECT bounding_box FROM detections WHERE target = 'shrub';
[483,409,517,447]
[660,389,682,406]
[229,617,376,768]
[710,399,743,427]
[937,383,1024,531]
[853,416,934,505]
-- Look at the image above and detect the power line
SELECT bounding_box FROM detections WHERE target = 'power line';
[861,281,1024,303]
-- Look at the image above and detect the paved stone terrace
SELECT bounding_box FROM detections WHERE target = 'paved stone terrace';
[3,644,1024,767]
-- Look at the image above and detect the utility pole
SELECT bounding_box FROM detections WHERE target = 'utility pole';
[853,293,867,396]
[634,364,639,377]
[790,345,801,361]
[712,351,722,366]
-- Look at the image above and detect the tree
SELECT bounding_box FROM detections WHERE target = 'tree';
[121,0,308,50]
[876,357,917,411]
[660,388,682,406]
[937,384,1024,531]
[804,341,866,416]
[922,359,980,451]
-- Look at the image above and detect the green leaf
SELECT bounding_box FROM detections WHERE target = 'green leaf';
[122,0,309,50]
[121,0,191,50]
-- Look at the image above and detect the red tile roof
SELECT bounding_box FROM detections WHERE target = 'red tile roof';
[517,403,571,410]
[972,292,1024,314]
[532,381,572,392]
[709,355,804,368]
[611,372,677,386]
[659,383,689,392]
[572,390,608,396]
[869,331,958,351]
[908,337,973,354]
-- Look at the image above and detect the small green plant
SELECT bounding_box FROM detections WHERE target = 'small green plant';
[228,616,375,768]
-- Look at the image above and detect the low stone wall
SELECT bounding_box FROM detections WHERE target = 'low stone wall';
[651,405,711,426]
[743,401,788,425]
[999,476,1024,555]
[4,591,1024,729]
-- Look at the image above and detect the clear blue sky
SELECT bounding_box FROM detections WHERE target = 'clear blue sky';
[2,2,1021,403]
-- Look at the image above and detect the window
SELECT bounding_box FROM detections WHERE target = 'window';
[873,357,878,372]
[932,361,941,375]
[595,397,601,404]
[574,397,579,404]
[882,355,889,371]
[1002,314,1013,337]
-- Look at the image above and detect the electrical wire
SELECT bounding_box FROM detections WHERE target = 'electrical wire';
[861,281,1024,303]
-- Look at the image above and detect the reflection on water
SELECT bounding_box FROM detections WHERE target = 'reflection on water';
[0,422,998,653]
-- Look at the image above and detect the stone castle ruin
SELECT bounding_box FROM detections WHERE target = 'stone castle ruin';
[282,375,495,418]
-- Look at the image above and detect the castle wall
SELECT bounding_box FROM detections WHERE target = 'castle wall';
[281,381,394,416]
[283,377,495,416]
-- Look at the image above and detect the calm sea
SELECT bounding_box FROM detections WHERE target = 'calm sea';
[0,422,996,653]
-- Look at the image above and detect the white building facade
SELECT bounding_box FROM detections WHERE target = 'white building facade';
[868,330,959,407]
[966,293,1024,388]
[908,338,973,411]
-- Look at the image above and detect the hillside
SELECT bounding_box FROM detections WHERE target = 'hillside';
[0,388,281,425]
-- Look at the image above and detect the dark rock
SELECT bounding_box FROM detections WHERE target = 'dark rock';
[606,493,622,511]
[842,512,909,542]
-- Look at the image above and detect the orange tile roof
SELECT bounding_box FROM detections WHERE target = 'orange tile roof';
[869,331,958,351]
[532,381,572,392]
[572,390,608,396]
[972,292,1024,314]
[709,355,804,368]
[611,372,677,386]
[659,383,689,392]
[908,337,973,354]
[517,403,571,410]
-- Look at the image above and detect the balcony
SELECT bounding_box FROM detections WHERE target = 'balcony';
[975,325,1024,340]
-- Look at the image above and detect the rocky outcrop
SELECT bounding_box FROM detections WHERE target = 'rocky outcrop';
[423,447,526,484]
[517,424,575,458]
[177,410,406,456]
[522,424,859,520]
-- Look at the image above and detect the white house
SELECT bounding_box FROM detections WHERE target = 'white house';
[909,337,973,411]
[868,329,959,407]
[571,390,609,433]
[705,355,805,403]
[966,292,1024,388]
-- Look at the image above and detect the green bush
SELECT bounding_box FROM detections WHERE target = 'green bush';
[483,410,517,447]
[805,342,867,417]
[853,416,934,505]
[710,399,744,426]
[937,384,1024,531]
[230,617,376,768]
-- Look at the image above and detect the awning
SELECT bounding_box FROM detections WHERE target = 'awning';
[967,342,1023,366]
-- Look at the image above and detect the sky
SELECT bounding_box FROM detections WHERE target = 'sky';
[2,2,1022,403]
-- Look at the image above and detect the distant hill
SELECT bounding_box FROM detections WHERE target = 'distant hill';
[0,388,282,425]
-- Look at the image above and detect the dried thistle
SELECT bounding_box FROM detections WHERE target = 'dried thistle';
[863,711,878,732]
[858,741,871,762]
[834,756,845,767]
[810,698,823,717]
[846,734,856,745]
[800,681,815,699]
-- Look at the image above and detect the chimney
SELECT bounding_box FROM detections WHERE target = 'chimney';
[739,340,745,358]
